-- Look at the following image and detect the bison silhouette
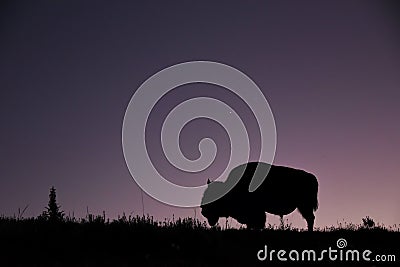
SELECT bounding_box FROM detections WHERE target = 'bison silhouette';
[201,162,319,231]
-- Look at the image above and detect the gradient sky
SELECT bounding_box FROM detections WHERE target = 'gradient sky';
[1,0,399,229]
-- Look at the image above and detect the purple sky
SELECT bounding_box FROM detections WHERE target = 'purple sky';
[1,1,399,229]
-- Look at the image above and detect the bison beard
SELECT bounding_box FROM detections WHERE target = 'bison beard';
[200,162,319,231]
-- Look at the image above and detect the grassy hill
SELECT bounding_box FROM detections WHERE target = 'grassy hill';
[0,214,398,266]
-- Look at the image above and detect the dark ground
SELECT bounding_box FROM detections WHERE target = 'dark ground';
[0,215,398,267]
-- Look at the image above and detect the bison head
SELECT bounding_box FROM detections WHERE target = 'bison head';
[200,179,227,227]
[201,205,219,226]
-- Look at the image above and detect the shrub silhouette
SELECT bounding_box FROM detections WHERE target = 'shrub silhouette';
[362,216,376,228]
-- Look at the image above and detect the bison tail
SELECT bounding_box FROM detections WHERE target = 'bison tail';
[311,176,319,211]
[312,196,319,212]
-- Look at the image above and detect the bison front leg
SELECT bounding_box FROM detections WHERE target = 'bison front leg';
[246,212,266,230]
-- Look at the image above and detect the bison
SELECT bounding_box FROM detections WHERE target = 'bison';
[201,162,319,231]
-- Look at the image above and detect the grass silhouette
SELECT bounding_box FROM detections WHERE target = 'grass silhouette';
[1,188,398,266]
[0,212,398,266]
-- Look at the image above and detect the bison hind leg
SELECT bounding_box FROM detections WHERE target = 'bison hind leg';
[297,206,315,232]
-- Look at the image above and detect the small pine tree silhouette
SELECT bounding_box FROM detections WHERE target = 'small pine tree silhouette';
[42,186,64,222]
